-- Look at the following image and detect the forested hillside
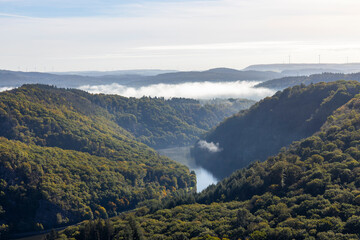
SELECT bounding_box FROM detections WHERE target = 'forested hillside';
[193,81,360,179]
[90,95,254,148]
[256,72,360,90]
[0,85,198,235]
[57,81,360,240]
[0,85,253,150]
[0,138,195,235]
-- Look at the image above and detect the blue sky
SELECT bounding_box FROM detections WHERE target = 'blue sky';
[1,0,121,17]
[0,0,207,17]
[1,0,360,71]
[0,0,129,17]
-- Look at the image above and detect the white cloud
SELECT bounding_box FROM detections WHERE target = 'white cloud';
[0,87,14,92]
[0,13,39,19]
[78,81,275,100]
[197,140,222,153]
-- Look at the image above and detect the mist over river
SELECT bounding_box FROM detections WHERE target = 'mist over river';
[157,146,218,192]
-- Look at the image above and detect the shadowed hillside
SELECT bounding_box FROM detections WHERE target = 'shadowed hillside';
[256,72,360,90]
[193,81,360,179]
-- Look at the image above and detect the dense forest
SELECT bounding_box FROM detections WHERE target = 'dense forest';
[0,84,253,150]
[0,138,195,235]
[256,72,360,90]
[57,80,360,240]
[89,94,253,148]
[193,81,360,179]
[0,85,207,235]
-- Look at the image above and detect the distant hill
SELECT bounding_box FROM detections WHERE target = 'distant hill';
[281,68,343,76]
[5,65,360,91]
[245,63,360,74]
[0,68,283,89]
[0,70,148,88]
[53,69,178,77]
[256,72,360,90]
[192,81,360,179]
[144,68,283,85]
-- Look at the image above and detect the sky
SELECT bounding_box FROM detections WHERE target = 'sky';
[1,0,360,71]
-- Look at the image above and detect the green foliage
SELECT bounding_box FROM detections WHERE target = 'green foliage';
[59,81,360,240]
[0,85,253,151]
[91,94,254,148]
[0,85,197,234]
[193,81,360,179]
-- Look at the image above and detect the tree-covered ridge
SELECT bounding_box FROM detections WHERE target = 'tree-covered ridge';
[256,72,360,90]
[88,94,254,148]
[0,85,140,159]
[0,85,198,235]
[0,84,253,152]
[193,81,360,179]
[0,84,253,149]
[0,138,194,234]
[58,81,360,240]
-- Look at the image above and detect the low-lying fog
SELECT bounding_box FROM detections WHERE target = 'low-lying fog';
[1,81,275,101]
[79,81,275,101]
[0,87,14,92]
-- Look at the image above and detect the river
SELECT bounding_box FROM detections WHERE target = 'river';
[157,146,218,192]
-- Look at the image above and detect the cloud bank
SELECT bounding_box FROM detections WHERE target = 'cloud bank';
[79,81,275,101]
[0,87,14,92]
[197,140,222,153]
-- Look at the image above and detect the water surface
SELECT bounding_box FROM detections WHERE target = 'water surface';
[157,146,218,192]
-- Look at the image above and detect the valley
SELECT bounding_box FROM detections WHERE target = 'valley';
[0,84,251,237]
[2,67,360,240]
[54,80,360,240]
[3,0,360,239]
